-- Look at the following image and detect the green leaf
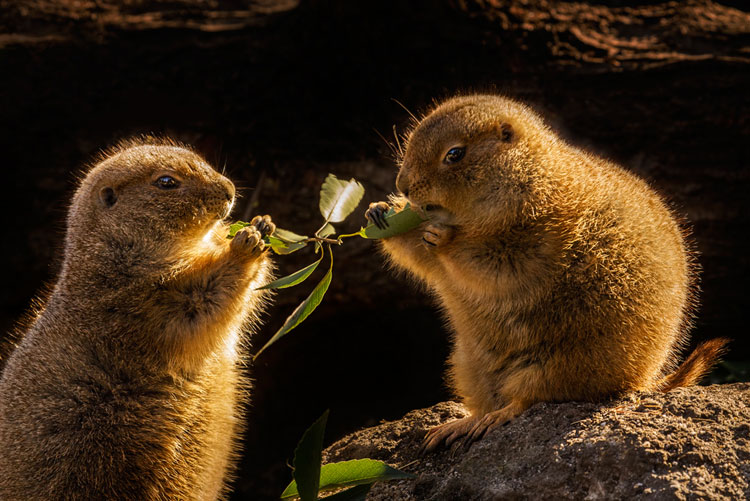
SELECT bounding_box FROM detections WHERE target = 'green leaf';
[287,410,329,501]
[268,236,308,255]
[318,223,336,238]
[319,174,365,223]
[281,459,414,499]
[320,484,372,501]
[253,246,333,360]
[263,228,309,254]
[361,203,426,239]
[257,255,323,290]
[227,221,251,238]
[274,228,308,243]
[319,460,415,493]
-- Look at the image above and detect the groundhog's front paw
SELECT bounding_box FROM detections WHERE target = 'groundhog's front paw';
[251,214,275,237]
[365,201,391,229]
[230,226,266,258]
[422,223,454,248]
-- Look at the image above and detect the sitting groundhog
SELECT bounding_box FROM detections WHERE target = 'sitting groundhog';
[0,139,273,499]
[366,95,728,451]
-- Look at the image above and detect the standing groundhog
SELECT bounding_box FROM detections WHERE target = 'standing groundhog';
[366,95,728,451]
[0,139,273,499]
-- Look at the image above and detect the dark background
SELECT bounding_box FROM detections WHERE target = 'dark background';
[1,1,748,499]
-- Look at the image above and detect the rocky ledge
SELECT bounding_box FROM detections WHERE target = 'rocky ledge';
[324,384,750,500]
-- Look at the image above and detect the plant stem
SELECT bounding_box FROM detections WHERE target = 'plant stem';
[336,231,363,240]
[314,221,331,238]
[304,236,341,245]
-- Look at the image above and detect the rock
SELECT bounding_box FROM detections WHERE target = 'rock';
[323,384,750,500]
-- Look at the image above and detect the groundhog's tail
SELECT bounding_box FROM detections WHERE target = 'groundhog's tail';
[658,338,731,392]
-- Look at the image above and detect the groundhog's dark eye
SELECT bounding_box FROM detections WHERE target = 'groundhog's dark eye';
[154,175,180,189]
[443,147,466,165]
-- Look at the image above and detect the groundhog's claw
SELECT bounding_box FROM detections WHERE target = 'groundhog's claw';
[464,411,505,444]
[422,223,454,248]
[420,416,478,454]
[250,214,275,238]
[462,402,524,447]
[421,402,524,453]
[230,226,265,257]
[365,201,391,230]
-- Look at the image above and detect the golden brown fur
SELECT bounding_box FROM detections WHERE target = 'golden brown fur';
[366,95,728,450]
[0,138,273,499]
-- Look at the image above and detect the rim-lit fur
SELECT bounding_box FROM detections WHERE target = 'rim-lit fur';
[377,95,727,443]
[0,139,273,499]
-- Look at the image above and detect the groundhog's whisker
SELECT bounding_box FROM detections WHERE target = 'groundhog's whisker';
[373,127,400,161]
[392,125,404,158]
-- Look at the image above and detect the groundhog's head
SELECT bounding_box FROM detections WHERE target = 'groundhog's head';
[66,139,235,261]
[396,95,557,229]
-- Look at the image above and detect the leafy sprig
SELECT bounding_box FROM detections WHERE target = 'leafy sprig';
[230,174,425,359]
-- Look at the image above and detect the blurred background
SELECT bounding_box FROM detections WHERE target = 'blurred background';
[1,0,748,498]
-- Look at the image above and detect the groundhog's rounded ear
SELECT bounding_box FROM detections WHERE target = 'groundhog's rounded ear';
[498,122,514,142]
[99,186,118,208]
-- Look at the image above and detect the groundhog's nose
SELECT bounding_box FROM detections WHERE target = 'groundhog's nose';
[220,177,235,202]
[396,172,410,198]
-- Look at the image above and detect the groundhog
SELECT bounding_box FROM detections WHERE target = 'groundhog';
[0,139,273,499]
[366,95,728,451]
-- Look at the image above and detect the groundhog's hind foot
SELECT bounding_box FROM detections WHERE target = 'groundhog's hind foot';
[421,401,526,454]
[464,401,525,444]
[421,415,479,454]
[365,201,391,229]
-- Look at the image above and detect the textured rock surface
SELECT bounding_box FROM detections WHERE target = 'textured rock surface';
[324,384,750,500]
